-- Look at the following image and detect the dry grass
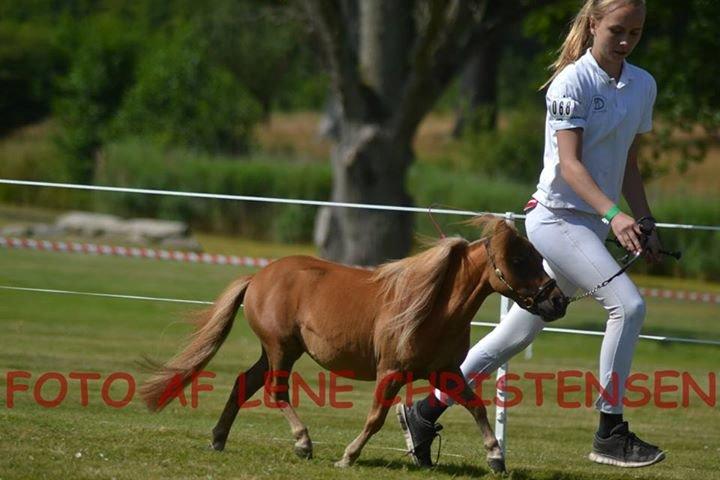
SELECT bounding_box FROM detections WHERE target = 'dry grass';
[650,145,720,195]
[253,112,465,163]
[253,112,332,161]
[254,112,720,197]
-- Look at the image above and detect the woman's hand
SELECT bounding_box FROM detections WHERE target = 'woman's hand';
[610,212,643,254]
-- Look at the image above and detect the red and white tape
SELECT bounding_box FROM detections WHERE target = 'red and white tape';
[0,236,272,268]
[637,287,719,304]
[2,236,719,304]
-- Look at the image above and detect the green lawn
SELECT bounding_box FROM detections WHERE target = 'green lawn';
[1,247,719,480]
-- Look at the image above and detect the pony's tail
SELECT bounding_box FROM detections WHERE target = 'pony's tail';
[140,275,253,411]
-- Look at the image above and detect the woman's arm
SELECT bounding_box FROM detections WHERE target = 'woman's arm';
[622,136,652,218]
[556,129,644,253]
[622,135,662,262]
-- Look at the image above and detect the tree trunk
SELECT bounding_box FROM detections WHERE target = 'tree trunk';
[315,124,414,266]
[304,0,549,265]
[452,37,502,137]
[313,0,415,266]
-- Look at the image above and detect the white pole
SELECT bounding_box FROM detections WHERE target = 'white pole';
[494,212,515,456]
[495,296,512,456]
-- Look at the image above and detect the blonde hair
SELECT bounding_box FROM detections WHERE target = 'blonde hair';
[540,0,646,90]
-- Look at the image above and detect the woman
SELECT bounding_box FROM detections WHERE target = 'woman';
[397,0,665,468]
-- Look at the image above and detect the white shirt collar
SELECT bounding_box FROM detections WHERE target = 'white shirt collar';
[580,48,632,89]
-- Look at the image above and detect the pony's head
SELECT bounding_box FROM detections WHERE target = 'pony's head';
[474,216,568,322]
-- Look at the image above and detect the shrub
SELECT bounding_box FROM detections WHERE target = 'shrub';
[112,24,262,155]
[53,15,141,182]
[0,121,93,209]
[409,163,533,239]
[94,139,329,242]
[460,107,545,183]
[0,22,63,134]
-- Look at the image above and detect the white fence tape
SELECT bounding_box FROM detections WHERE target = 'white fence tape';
[1,179,720,231]
[2,236,718,304]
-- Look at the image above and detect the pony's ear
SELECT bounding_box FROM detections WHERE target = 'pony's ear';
[501,217,518,231]
[492,216,518,235]
[465,214,518,238]
[463,214,495,236]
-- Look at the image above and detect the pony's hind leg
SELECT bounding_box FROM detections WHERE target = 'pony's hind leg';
[211,350,269,451]
[267,346,313,459]
[435,369,505,473]
[335,370,404,468]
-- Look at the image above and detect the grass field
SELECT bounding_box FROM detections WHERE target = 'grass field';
[1,245,719,480]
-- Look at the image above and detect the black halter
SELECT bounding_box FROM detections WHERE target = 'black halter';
[483,238,558,314]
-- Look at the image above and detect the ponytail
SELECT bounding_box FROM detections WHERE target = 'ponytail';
[540,1,595,90]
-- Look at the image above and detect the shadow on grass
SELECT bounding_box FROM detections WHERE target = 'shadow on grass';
[356,458,640,480]
[507,468,641,480]
[355,457,490,476]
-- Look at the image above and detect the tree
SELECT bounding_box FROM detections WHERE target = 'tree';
[633,0,720,177]
[451,34,504,137]
[113,24,262,154]
[201,0,323,117]
[0,22,61,135]
[54,15,140,182]
[302,0,558,265]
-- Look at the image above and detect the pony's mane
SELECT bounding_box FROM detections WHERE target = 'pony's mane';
[461,214,505,239]
[371,236,468,351]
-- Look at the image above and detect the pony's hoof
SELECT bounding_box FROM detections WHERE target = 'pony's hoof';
[487,457,507,474]
[210,440,226,451]
[334,458,352,468]
[294,444,313,460]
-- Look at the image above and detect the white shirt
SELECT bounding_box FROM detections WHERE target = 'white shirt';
[533,49,657,213]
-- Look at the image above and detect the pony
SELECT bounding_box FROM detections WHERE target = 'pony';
[140,216,568,473]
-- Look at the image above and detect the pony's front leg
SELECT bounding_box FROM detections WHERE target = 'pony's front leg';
[335,371,404,468]
[436,369,506,474]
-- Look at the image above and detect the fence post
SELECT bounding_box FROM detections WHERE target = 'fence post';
[494,212,515,456]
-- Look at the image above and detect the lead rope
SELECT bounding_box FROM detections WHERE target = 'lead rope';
[567,251,643,303]
[427,203,446,239]
[569,220,661,303]
[568,223,670,303]
[434,433,442,466]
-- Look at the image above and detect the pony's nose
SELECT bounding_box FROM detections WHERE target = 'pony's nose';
[539,292,568,322]
[552,294,569,317]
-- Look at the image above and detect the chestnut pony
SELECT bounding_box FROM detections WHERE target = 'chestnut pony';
[141,216,567,473]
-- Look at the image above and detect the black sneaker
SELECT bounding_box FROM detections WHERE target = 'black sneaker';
[396,403,443,467]
[589,422,666,468]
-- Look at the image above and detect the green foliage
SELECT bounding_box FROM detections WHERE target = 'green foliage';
[93,138,330,241]
[458,107,545,183]
[633,0,720,177]
[1,0,318,182]
[112,25,262,155]
[53,15,141,182]
[0,121,93,209]
[640,199,720,281]
[409,162,532,239]
[410,164,531,215]
[200,0,327,113]
[0,22,63,134]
